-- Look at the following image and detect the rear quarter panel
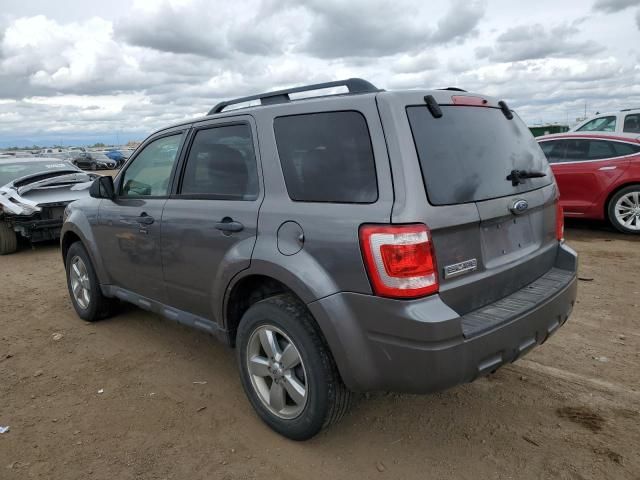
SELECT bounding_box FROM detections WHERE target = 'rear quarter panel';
[226,94,394,313]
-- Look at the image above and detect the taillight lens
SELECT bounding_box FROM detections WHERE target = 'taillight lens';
[359,224,439,299]
[556,202,564,241]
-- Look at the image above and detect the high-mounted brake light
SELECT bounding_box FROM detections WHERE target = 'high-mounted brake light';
[359,224,439,299]
[451,95,488,106]
[556,202,564,241]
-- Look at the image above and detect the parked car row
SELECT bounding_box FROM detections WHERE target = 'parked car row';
[18,147,135,171]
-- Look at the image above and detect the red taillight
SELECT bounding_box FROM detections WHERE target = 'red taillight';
[556,202,564,241]
[359,224,439,299]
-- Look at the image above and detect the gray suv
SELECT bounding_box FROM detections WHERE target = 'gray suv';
[61,79,578,440]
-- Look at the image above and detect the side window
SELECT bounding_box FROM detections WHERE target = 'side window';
[120,134,183,197]
[180,124,259,200]
[587,140,617,160]
[576,116,616,132]
[273,111,378,203]
[539,140,565,163]
[565,140,589,161]
[623,114,640,133]
[612,141,640,156]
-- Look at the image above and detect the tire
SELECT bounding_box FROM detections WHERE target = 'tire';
[90,164,97,171]
[607,185,640,234]
[0,222,18,255]
[236,294,352,440]
[65,242,116,321]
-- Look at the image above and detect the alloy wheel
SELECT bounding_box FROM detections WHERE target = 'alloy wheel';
[246,325,308,419]
[70,256,91,309]
[614,191,640,231]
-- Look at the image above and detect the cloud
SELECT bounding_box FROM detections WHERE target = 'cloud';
[430,0,485,43]
[297,0,485,58]
[115,0,304,58]
[476,23,603,62]
[592,0,640,13]
[0,0,638,147]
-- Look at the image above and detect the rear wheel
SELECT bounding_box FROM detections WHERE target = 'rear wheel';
[607,185,640,234]
[65,242,116,321]
[0,222,18,255]
[236,294,352,440]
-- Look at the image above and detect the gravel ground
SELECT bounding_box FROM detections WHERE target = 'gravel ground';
[1,220,638,479]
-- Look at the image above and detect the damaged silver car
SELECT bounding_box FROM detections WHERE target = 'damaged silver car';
[0,158,95,254]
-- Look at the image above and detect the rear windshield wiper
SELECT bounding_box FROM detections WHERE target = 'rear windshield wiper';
[506,169,546,186]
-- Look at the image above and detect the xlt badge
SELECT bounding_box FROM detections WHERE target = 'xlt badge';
[443,258,478,279]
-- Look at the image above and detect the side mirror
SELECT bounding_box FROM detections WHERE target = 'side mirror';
[90,176,115,200]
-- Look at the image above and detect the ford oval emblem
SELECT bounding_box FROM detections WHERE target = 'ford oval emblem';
[511,199,529,214]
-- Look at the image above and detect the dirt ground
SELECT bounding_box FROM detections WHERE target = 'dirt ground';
[1,220,639,480]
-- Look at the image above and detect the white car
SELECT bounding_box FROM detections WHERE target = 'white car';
[0,158,95,254]
[570,108,640,134]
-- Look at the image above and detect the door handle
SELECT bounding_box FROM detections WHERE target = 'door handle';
[137,213,155,225]
[598,166,617,171]
[215,218,244,233]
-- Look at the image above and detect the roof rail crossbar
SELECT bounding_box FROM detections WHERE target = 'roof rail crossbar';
[208,78,381,115]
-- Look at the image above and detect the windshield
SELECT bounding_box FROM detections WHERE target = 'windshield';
[406,105,552,205]
[0,161,78,186]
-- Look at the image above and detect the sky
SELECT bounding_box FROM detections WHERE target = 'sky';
[0,0,639,147]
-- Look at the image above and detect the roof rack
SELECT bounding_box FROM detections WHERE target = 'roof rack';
[438,87,467,92]
[620,107,640,112]
[208,78,381,115]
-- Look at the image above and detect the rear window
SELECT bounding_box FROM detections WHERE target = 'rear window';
[274,111,378,203]
[407,106,552,205]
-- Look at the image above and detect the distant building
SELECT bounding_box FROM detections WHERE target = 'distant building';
[529,124,569,137]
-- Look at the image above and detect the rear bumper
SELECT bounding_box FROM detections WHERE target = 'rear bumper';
[309,243,578,393]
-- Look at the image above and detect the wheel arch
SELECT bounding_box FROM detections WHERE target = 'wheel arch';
[60,219,110,284]
[224,273,309,347]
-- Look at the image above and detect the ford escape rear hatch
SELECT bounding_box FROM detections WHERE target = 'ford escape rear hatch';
[406,101,558,315]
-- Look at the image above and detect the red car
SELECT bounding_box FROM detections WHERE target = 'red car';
[538,132,640,234]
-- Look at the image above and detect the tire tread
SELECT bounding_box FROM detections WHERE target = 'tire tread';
[0,222,18,255]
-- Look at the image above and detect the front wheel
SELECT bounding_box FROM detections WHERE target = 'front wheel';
[608,185,640,234]
[0,222,18,255]
[65,242,116,321]
[236,294,352,440]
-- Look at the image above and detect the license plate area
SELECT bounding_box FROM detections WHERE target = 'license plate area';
[481,216,535,267]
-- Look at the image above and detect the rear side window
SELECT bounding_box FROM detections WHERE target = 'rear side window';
[407,106,551,205]
[564,140,628,161]
[587,140,616,160]
[274,111,378,203]
[577,116,616,132]
[623,114,640,133]
[180,124,259,200]
[613,141,640,156]
[540,140,566,163]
